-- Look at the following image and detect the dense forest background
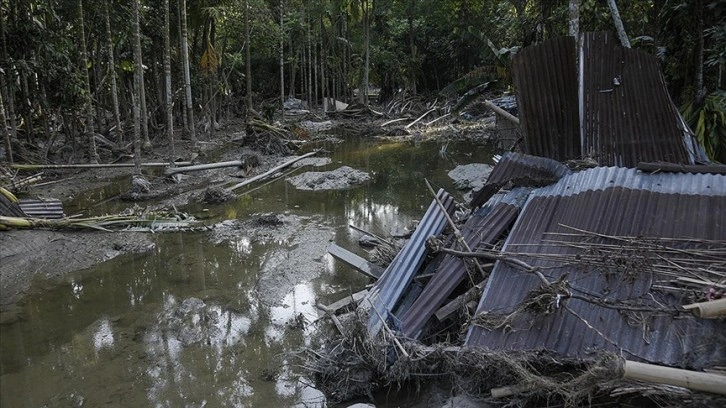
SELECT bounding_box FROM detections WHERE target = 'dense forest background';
[0,0,724,164]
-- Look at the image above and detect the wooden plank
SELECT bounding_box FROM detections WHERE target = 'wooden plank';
[328,243,384,279]
[324,289,369,314]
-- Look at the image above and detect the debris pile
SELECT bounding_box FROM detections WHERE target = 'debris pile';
[307,33,726,406]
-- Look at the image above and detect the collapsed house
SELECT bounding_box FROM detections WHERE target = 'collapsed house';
[316,33,726,404]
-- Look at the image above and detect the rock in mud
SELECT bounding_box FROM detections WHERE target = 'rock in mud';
[447,163,493,191]
[287,166,370,191]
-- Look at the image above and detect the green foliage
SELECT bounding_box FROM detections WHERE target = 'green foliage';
[681,91,726,163]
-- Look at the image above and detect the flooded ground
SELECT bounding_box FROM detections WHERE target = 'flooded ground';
[0,136,495,407]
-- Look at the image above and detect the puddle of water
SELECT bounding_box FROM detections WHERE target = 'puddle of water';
[0,136,495,407]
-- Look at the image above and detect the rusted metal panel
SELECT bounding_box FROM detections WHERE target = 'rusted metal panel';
[465,167,726,369]
[399,188,531,339]
[470,152,570,209]
[512,33,708,167]
[513,36,580,162]
[580,32,704,166]
[362,189,455,336]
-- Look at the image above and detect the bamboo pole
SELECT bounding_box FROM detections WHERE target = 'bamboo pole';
[227,151,318,192]
[164,160,243,176]
[380,117,408,127]
[682,298,726,318]
[623,360,726,395]
[11,162,192,170]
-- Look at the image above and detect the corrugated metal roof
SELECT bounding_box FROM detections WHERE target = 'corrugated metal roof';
[512,32,708,167]
[513,36,580,162]
[362,189,455,336]
[465,167,726,369]
[470,152,571,208]
[399,188,531,339]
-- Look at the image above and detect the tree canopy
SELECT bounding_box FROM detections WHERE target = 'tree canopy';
[1,0,724,163]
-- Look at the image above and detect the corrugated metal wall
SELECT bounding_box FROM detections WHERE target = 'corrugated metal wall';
[513,37,580,162]
[580,32,692,166]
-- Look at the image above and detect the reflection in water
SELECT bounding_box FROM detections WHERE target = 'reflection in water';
[92,318,114,354]
[0,138,495,407]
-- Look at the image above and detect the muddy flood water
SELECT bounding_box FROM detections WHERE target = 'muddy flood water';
[0,136,495,407]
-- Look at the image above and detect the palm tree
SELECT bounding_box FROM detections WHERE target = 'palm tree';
[105,0,124,144]
[78,0,100,163]
[164,0,175,164]
[180,0,196,144]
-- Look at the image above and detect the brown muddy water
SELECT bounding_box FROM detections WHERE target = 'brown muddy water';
[0,137,495,407]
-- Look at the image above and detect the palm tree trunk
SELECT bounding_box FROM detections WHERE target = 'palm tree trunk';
[0,83,11,165]
[279,0,285,108]
[78,0,100,163]
[245,0,253,112]
[105,0,124,144]
[362,0,370,105]
[164,0,175,165]
[133,0,151,149]
[180,0,196,144]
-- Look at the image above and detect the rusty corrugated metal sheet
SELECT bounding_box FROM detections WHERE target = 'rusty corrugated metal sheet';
[470,152,570,209]
[465,167,726,369]
[513,36,580,162]
[399,188,531,338]
[513,33,708,167]
[362,189,455,336]
[580,32,704,166]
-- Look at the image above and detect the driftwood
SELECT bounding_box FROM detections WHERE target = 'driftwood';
[405,108,436,129]
[227,150,318,192]
[380,117,409,127]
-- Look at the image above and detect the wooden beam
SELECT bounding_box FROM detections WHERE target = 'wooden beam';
[328,243,383,279]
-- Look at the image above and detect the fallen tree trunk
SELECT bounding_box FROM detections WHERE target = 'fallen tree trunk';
[227,150,318,192]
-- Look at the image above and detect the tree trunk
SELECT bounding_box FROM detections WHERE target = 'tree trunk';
[695,0,705,102]
[362,0,370,105]
[408,0,417,94]
[180,0,196,144]
[133,0,151,149]
[279,0,285,108]
[607,0,630,48]
[105,0,124,144]
[245,0,253,112]
[0,83,11,165]
[569,0,579,40]
[78,0,100,164]
[306,13,312,108]
[320,18,327,112]
[164,0,175,165]
[131,79,142,175]
[0,11,17,144]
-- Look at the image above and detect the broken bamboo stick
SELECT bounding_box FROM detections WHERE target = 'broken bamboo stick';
[483,99,520,125]
[227,150,318,192]
[164,160,244,176]
[623,360,726,395]
[682,298,726,319]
